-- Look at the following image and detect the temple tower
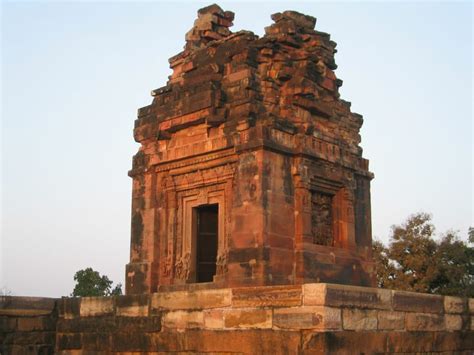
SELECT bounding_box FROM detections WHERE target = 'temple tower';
[126,4,375,294]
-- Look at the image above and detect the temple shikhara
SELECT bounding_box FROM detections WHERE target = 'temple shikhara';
[126,4,375,294]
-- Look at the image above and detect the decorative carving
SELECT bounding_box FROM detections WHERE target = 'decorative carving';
[175,252,191,280]
[216,251,228,275]
[162,255,173,277]
[312,192,334,246]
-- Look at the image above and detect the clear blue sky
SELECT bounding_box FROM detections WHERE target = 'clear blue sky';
[2,1,472,297]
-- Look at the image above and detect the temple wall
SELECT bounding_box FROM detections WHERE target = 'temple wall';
[2,284,473,354]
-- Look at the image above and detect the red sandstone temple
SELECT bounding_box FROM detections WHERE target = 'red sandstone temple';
[126,4,375,294]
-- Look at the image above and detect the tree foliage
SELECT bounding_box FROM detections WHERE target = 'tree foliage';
[373,213,474,297]
[71,267,122,297]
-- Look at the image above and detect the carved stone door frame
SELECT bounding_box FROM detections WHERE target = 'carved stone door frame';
[178,186,226,283]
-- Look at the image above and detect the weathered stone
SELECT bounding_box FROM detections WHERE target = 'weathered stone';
[304,331,387,353]
[57,316,116,333]
[0,296,56,316]
[385,331,436,353]
[16,316,54,331]
[0,316,17,332]
[223,309,272,329]
[57,333,82,350]
[82,332,111,351]
[273,306,341,330]
[377,310,405,330]
[163,310,204,329]
[3,292,474,353]
[116,294,149,316]
[232,285,302,307]
[342,308,377,330]
[111,331,150,352]
[304,283,391,309]
[405,312,445,331]
[79,297,114,317]
[151,289,231,310]
[393,290,444,313]
[445,314,463,331]
[444,295,466,314]
[58,298,80,319]
[203,309,224,329]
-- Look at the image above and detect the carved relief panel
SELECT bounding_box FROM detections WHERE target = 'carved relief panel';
[311,192,334,246]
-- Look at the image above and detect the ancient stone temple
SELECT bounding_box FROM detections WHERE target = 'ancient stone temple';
[126,4,375,294]
[2,6,473,354]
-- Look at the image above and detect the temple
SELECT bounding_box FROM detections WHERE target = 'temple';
[125,4,375,294]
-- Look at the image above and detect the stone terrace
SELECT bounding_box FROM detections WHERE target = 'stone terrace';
[2,283,473,353]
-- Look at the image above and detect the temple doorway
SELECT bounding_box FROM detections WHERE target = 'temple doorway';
[195,204,218,283]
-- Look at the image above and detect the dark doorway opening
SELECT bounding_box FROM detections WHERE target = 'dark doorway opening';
[196,204,218,283]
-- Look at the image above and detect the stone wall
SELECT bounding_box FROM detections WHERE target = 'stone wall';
[0,296,57,354]
[2,284,473,353]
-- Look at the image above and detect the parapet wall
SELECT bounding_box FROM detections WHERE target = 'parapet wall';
[0,296,57,354]
[2,284,473,354]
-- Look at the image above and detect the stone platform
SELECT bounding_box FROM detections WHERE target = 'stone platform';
[1,283,473,354]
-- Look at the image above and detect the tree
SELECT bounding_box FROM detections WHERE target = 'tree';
[373,213,474,297]
[71,268,122,297]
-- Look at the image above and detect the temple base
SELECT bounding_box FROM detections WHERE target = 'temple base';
[1,284,473,353]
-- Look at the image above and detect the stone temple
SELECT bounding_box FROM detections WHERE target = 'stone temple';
[126,3,375,294]
[3,6,473,354]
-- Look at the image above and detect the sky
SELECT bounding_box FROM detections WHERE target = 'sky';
[1,0,472,297]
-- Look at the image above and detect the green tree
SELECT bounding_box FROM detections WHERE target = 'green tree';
[71,268,122,297]
[373,213,474,297]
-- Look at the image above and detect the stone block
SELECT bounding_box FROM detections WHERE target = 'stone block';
[223,309,272,329]
[0,296,56,316]
[303,283,326,305]
[16,316,54,331]
[273,306,341,330]
[116,294,149,317]
[304,331,387,353]
[444,295,466,314]
[342,308,377,330]
[469,298,474,314]
[57,333,82,350]
[115,316,162,332]
[445,314,463,331]
[56,316,116,333]
[393,290,443,313]
[59,298,81,320]
[203,309,224,329]
[405,313,445,331]
[5,331,56,346]
[433,331,474,352]
[386,331,435,353]
[377,310,405,330]
[148,329,301,354]
[79,297,114,317]
[112,331,150,352]
[163,310,204,329]
[0,316,17,332]
[82,332,111,351]
[304,283,391,310]
[232,285,302,307]
[151,289,231,311]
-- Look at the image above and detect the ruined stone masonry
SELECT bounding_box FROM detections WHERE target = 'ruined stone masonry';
[126,4,375,294]
[1,285,473,353]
